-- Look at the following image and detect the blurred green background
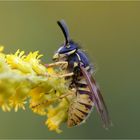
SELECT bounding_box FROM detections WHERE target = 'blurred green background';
[0,1,140,139]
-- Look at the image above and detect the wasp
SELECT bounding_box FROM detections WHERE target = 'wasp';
[48,20,111,128]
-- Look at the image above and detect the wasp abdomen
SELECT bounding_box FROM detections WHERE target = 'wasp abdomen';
[67,76,94,127]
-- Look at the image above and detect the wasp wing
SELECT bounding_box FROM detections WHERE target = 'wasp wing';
[80,65,111,128]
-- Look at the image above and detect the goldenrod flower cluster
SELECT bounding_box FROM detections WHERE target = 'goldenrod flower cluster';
[0,46,70,133]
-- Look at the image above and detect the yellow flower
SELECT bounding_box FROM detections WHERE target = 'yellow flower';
[29,87,48,115]
[0,77,16,112]
[46,98,69,133]
[9,82,31,112]
[0,46,6,61]
[0,57,10,73]
[0,46,4,52]
[24,51,47,75]
[46,113,63,133]
[6,50,34,74]
[9,98,26,112]
[0,46,72,133]
[1,103,11,112]
[29,86,59,116]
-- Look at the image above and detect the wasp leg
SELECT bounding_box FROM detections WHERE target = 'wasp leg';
[59,72,74,78]
[31,88,75,110]
[59,89,76,102]
[46,61,68,70]
[59,91,73,99]
[31,101,48,109]
[31,93,73,109]
[31,98,59,109]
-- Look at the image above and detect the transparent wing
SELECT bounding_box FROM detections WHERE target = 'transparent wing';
[80,65,111,128]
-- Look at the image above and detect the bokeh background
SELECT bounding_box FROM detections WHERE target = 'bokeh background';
[0,1,140,139]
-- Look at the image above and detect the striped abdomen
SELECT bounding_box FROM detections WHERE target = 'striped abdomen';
[67,76,94,127]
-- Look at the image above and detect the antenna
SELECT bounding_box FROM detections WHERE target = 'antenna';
[57,20,70,45]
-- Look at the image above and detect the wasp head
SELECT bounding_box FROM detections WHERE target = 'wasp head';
[53,20,78,61]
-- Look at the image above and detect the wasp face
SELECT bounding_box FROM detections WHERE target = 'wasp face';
[53,41,78,61]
